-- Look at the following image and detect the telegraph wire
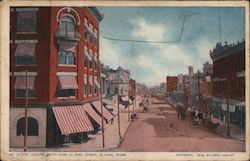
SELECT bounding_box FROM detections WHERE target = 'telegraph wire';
[102,13,199,44]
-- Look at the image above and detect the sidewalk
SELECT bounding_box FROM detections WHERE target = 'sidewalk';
[166,99,245,142]
[10,113,131,152]
[215,122,245,141]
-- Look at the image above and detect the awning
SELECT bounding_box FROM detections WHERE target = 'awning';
[84,48,92,61]
[94,54,97,62]
[59,75,78,89]
[83,103,102,127]
[15,44,35,56]
[94,78,100,89]
[91,101,113,121]
[105,104,117,116]
[89,77,93,85]
[52,106,94,135]
[103,99,114,105]
[59,42,76,52]
[84,76,87,85]
[14,76,35,89]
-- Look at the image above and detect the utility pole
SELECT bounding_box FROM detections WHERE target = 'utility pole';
[226,58,230,137]
[117,93,122,142]
[98,61,105,148]
[197,70,201,112]
[24,70,28,152]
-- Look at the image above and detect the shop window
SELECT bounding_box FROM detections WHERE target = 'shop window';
[17,12,36,33]
[17,117,38,136]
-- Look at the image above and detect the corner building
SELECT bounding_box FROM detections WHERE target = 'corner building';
[10,7,103,147]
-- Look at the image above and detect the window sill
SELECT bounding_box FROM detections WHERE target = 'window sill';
[17,32,37,34]
[15,97,36,99]
[16,65,37,67]
[57,97,76,99]
[58,64,77,67]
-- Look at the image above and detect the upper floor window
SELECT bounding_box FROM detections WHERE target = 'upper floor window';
[59,50,75,65]
[14,75,36,98]
[57,75,78,98]
[58,43,76,65]
[15,43,36,66]
[60,15,76,37]
[17,11,36,33]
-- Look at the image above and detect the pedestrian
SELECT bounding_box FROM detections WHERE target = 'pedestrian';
[111,118,114,124]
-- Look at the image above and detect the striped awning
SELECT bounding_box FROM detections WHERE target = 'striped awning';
[83,103,102,127]
[91,101,113,121]
[105,104,117,116]
[52,106,94,135]
[103,99,114,105]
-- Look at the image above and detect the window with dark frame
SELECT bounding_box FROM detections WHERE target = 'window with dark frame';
[58,89,76,97]
[16,56,36,66]
[16,89,35,98]
[17,12,36,33]
[17,117,38,136]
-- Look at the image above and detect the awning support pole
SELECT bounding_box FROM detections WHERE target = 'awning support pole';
[24,70,28,152]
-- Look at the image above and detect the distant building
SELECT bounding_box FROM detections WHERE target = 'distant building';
[210,40,245,129]
[166,76,177,100]
[128,79,136,99]
[106,66,130,98]
[200,62,213,113]
[159,82,166,94]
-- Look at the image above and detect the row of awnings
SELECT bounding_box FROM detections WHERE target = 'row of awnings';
[52,100,115,135]
[13,75,100,90]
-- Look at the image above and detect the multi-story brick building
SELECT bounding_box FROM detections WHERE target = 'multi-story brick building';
[210,40,245,129]
[200,62,213,113]
[166,76,177,101]
[10,7,108,147]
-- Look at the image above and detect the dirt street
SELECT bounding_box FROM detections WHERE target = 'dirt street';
[112,98,245,152]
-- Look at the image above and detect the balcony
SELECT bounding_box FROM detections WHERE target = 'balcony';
[55,31,81,44]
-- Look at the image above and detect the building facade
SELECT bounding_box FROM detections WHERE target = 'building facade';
[210,40,245,129]
[166,76,177,101]
[200,62,213,113]
[10,7,104,147]
[106,66,130,98]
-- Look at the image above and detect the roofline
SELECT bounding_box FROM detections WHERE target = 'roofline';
[87,7,104,22]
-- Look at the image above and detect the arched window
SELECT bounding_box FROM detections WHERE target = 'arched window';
[60,15,76,36]
[17,117,39,136]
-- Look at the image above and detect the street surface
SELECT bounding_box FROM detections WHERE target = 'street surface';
[112,98,245,152]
